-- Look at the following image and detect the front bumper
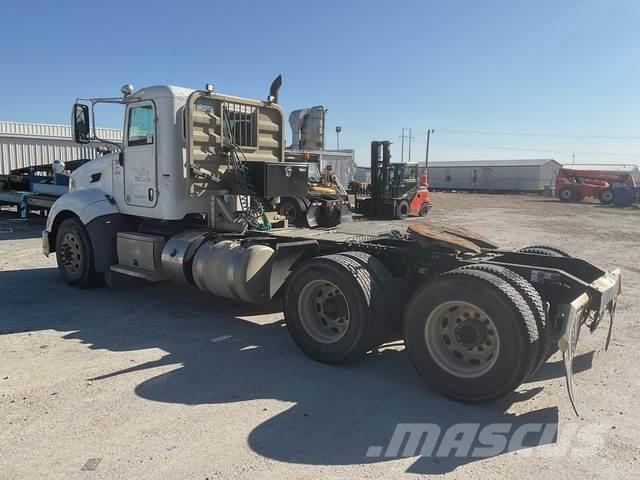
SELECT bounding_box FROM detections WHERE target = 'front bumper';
[557,268,621,415]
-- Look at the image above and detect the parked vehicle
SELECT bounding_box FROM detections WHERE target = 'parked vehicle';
[280,151,352,227]
[351,141,431,219]
[42,79,620,414]
[556,167,637,204]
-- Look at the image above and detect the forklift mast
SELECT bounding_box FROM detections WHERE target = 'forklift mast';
[370,140,392,217]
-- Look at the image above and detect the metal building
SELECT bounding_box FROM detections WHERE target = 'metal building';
[353,166,371,184]
[286,148,357,187]
[424,159,561,192]
[0,121,122,174]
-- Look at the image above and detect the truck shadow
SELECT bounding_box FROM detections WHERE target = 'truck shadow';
[0,211,46,240]
[1,267,588,474]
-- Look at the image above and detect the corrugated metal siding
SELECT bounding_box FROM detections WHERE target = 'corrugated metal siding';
[353,166,371,183]
[0,121,122,174]
[317,150,356,187]
[0,121,122,140]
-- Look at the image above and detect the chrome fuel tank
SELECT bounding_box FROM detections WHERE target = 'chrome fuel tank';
[192,240,275,304]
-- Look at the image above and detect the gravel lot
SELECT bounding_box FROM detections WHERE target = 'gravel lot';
[1,192,639,479]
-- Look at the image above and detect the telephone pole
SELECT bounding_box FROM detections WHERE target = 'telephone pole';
[400,128,415,162]
[425,129,435,168]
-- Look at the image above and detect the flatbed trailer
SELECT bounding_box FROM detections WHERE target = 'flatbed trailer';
[0,159,90,218]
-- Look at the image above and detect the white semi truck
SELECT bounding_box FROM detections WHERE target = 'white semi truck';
[42,78,621,414]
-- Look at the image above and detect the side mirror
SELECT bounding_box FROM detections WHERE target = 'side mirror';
[72,103,91,144]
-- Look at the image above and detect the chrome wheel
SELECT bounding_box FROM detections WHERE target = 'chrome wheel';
[59,231,83,275]
[425,301,500,378]
[298,279,350,343]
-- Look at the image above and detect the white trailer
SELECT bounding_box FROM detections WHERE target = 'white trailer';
[426,159,560,193]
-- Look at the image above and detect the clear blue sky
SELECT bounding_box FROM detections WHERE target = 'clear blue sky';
[1,0,639,165]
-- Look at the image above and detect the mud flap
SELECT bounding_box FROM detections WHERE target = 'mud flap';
[305,205,319,228]
[605,300,617,351]
[557,293,589,416]
[268,240,319,298]
[340,203,354,223]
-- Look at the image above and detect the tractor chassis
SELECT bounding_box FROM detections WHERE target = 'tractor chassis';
[224,227,620,414]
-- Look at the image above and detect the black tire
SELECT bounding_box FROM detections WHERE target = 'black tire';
[394,200,410,219]
[317,207,341,228]
[279,197,304,227]
[55,217,102,288]
[558,187,575,202]
[518,245,570,257]
[418,203,430,217]
[284,254,386,364]
[404,268,538,402]
[599,188,614,205]
[459,264,548,374]
[337,251,400,343]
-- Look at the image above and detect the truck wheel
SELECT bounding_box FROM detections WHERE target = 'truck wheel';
[599,188,614,205]
[318,208,341,228]
[459,264,548,374]
[279,198,304,227]
[55,217,102,288]
[558,187,575,202]
[418,203,430,217]
[284,254,386,364]
[404,268,538,402]
[337,251,400,342]
[518,245,570,257]
[394,200,410,219]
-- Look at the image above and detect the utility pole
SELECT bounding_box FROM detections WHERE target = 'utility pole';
[400,128,415,162]
[425,129,435,168]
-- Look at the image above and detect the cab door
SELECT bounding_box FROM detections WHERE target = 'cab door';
[124,101,157,207]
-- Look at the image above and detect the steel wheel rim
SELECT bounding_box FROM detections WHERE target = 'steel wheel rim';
[298,279,350,343]
[60,232,83,275]
[602,191,613,202]
[560,189,572,200]
[424,301,500,378]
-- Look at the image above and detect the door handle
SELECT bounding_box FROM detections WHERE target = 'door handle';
[148,188,155,201]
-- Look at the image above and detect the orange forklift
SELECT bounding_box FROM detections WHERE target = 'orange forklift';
[351,140,431,219]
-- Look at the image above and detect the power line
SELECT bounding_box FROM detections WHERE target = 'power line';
[436,129,640,141]
[430,141,640,158]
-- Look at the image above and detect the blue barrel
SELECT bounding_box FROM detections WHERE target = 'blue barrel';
[613,187,638,207]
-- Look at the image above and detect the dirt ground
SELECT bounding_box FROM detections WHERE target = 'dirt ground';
[1,192,639,479]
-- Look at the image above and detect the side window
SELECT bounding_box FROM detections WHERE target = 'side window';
[127,105,155,147]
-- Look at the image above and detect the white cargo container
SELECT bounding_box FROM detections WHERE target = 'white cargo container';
[0,121,122,174]
[424,159,561,193]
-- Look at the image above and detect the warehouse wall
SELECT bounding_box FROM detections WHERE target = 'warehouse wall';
[0,121,122,174]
